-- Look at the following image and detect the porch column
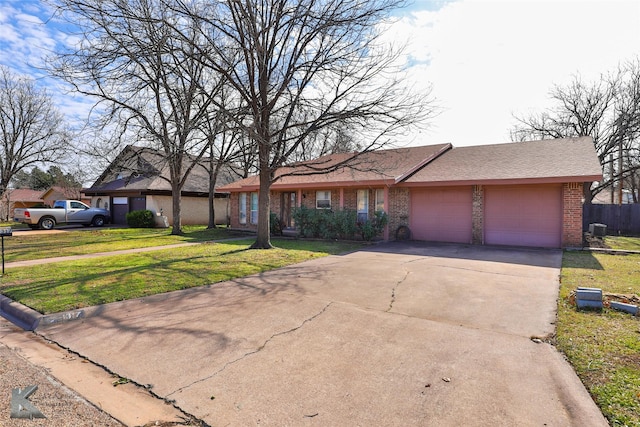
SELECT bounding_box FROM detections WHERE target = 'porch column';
[339,188,344,209]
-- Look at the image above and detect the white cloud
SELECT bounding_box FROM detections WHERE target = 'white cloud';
[390,0,640,146]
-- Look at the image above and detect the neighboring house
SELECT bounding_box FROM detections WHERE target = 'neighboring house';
[84,146,235,226]
[219,137,603,248]
[41,186,90,207]
[592,189,637,204]
[0,188,44,221]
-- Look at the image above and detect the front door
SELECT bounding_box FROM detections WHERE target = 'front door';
[281,192,296,228]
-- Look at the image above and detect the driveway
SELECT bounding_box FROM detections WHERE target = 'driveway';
[36,242,607,426]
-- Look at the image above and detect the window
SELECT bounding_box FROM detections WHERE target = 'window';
[250,192,258,224]
[316,191,331,209]
[375,188,385,212]
[239,193,247,224]
[357,189,369,222]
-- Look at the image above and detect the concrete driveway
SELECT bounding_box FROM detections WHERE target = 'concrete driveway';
[37,242,607,426]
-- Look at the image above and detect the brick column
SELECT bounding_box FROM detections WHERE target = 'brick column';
[471,185,484,245]
[388,187,410,240]
[562,182,584,247]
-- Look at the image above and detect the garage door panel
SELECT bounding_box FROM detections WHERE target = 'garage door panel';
[410,187,472,243]
[484,185,562,248]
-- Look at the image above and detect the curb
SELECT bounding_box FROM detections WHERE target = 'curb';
[0,295,42,331]
[0,295,93,331]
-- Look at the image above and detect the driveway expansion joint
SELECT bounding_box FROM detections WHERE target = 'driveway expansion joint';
[166,302,333,398]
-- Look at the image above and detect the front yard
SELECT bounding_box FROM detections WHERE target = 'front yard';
[559,237,640,426]
[1,227,639,424]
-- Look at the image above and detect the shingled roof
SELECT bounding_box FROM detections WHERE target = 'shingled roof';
[86,145,237,195]
[219,143,451,190]
[403,137,603,186]
[220,137,602,191]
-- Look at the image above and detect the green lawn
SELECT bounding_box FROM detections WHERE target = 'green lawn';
[1,226,249,262]
[559,250,640,426]
[0,237,365,314]
[605,235,640,251]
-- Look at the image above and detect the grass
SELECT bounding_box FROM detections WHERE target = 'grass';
[559,249,640,426]
[0,238,366,314]
[605,235,640,251]
[0,225,249,262]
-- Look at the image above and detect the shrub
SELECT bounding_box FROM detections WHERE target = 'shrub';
[270,211,283,235]
[358,210,389,241]
[292,207,387,240]
[126,210,155,228]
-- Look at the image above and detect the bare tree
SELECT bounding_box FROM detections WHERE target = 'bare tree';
[48,0,224,234]
[512,58,640,203]
[0,66,68,198]
[172,0,435,248]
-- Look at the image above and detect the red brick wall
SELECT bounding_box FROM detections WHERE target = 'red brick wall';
[562,182,584,247]
[387,187,410,240]
[472,185,484,244]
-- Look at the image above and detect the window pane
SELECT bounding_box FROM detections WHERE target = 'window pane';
[250,192,258,224]
[316,190,331,209]
[239,193,247,224]
[357,189,368,221]
[375,188,385,212]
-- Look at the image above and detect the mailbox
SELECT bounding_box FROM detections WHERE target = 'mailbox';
[0,227,13,237]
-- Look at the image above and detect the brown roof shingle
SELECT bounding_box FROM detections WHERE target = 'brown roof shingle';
[219,143,451,190]
[403,137,603,185]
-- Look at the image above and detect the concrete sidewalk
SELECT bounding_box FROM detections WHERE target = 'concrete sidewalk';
[32,242,608,426]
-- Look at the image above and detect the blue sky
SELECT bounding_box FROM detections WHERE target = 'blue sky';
[1,0,640,148]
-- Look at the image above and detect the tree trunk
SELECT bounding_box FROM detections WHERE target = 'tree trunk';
[207,170,217,229]
[171,183,183,235]
[251,166,272,249]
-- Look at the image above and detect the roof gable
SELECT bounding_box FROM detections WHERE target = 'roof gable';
[87,145,238,194]
[219,143,452,190]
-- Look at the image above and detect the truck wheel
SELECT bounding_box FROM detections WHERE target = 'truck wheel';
[38,217,56,230]
[92,216,106,227]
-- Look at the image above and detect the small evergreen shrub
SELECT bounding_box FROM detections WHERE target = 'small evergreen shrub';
[270,211,283,235]
[292,207,388,241]
[126,210,155,228]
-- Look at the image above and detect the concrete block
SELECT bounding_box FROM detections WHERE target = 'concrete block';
[576,299,603,309]
[576,288,602,301]
[609,301,639,315]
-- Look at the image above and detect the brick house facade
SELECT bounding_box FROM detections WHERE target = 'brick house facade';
[220,138,602,248]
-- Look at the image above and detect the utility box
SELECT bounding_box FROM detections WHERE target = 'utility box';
[589,223,607,237]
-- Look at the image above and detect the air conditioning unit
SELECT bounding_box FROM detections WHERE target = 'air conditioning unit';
[589,223,607,237]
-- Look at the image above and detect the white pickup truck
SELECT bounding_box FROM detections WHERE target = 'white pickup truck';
[13,200,111,230]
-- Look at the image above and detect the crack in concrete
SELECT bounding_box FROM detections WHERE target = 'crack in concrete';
[166,302,333,398]
[386,270,410,312]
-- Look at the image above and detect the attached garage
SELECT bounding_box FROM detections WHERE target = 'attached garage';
[410,186,473,243]
[484,184,563,248]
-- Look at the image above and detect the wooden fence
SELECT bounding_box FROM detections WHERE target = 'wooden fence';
[583,204,640,235]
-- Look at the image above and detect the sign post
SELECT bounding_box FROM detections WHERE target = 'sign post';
[0,227,12,276]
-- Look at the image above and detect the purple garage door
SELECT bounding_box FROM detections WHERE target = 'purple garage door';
[410,187,473,243]
[484,184,562,248]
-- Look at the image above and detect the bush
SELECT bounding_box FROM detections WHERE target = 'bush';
[270,211,283,235]
[358,210,389,241]
[292,207,387,241]
[126,210,155,228]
